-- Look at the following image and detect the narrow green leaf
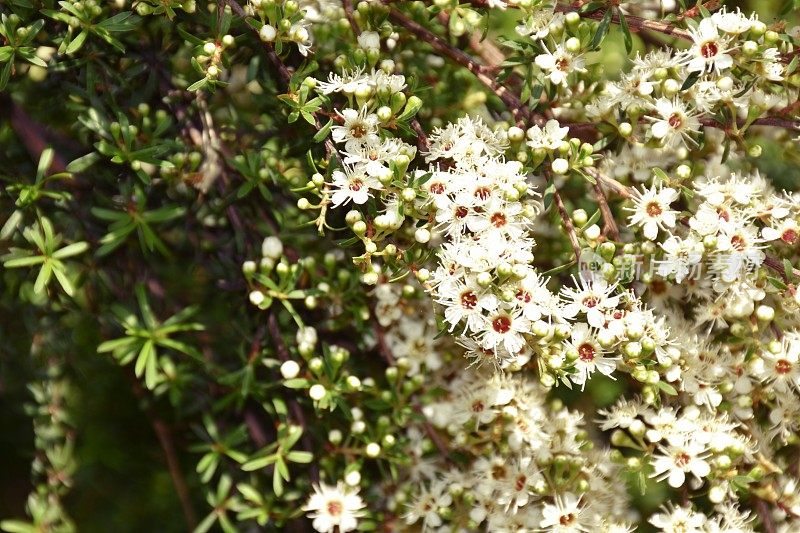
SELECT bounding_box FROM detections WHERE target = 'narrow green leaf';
[618,9,633,53]
[590,9,613,49]
[52,265,74,296]
[3,255,45,268]
[33,261,53,294]
[66,31,88,55]
[52,241,89,259]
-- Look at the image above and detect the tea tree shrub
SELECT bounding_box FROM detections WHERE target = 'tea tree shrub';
[1,0,800,531]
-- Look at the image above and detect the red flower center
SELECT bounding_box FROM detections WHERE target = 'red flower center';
[350,124,367,138]
[730,235,746,251]
[776,359,792,375]
[700,41,719,58]
[490,212,507,227]
[492,315,512,333]
[781,229,798,244]
[674,452,691,467]
[429,182,445,194]
[578,343,596,362]
[327,500,343,516]
[646,201,663,217]
[582,296,599,308]
[460,291,478,310]
[474,187,491,200]
[668,113,683,129]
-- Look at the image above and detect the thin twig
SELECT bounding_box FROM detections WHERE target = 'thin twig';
[130,378,198,529]
[585,167,633,199]
[553,4,692,41]
[409,118,430,153]
[546,172,582,260]
[342,0,361,35]
[386,7,529,125]
[753,496,777,533]
[592,180,620,241]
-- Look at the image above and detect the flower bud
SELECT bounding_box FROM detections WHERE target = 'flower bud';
[583,224,601,240]
[507,126,524,142]
[345,470,361,486]
[259,24,277,42]
[309,384,326,400]
[572,209,588,226]
[280,360,300,379]
[551,158,570,175]
[365,442,381,457]
[565,37,581,53]
[249,290,266,306]
[756,305,774,321]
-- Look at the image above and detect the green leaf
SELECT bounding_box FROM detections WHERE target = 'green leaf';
[242,454,277,471]
[97,337,138,353]
[272,462,284,496]
[657,381,678,395]
[681,70,701,91]
[97,11,140,32]
[66,31,88,55]
[67,152,101,173]
[282,378,309,389]
[652,167,670,183]
[3,255,45,268]
[0,210,23,240]
[53,265,75,296]
[543,181,556,212]
[618,9,633,54]
[33,261,53,294]
[135,340,154,376]
[286,451,313,463]
[313,118,333,142]
[52,241,89,259]
[187,77,209,92]
[0,60,13,91]
[590,9,613,50]
[784,259,796,280]
[0,520,36,533]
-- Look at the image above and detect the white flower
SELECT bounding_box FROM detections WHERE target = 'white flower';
[303,481,366,533]
[517,9,563,40]
[329,167,381,207]
[683,17,734,73]
[561,276,621,328]
[626,185,679,240]
[651,440,711,488]
[480,310,530,354]
[649,98,701,148]
[535,42,586,86]
[357,31,380,51]
[711,7,754,34]
[540,493,587,531]
[649,504,708,533]
[526,119,570,151]
[657,236,704,282]
[331,107,380,151]
[403,481,452,529]
[564,323,618,389]
[438,278,498,333]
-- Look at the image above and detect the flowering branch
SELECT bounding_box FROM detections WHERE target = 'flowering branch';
[386,7,530,124]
